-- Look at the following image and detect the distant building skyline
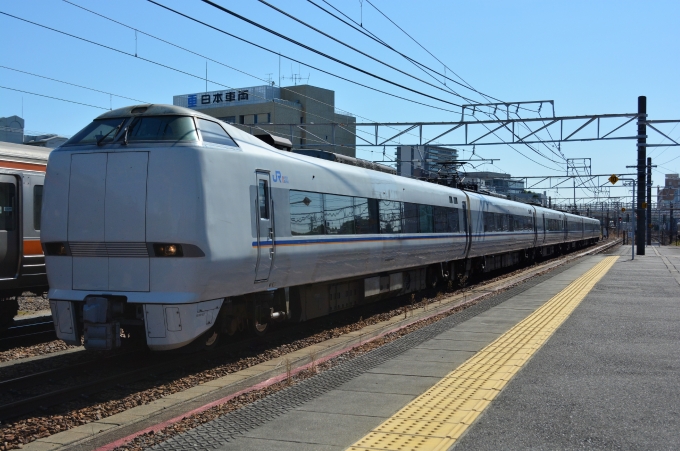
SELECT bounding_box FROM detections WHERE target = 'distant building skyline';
[0,115,68,148]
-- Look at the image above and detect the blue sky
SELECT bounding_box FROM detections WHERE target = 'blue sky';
[1,0,678,206]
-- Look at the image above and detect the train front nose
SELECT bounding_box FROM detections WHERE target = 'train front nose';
[68,151,150,292]
[60,151,149,350]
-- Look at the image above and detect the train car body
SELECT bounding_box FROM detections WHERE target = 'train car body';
[43,105,599,351]
[0,142,50,324]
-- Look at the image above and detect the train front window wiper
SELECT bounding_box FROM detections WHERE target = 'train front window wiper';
[95,124,121,146]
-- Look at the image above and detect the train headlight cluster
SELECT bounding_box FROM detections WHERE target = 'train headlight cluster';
[153,243,184,257]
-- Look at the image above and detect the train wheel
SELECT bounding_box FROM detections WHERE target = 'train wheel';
[251,319,269,337]
[188,325,220,352]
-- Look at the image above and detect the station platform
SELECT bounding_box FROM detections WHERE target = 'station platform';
[143,244,680,451]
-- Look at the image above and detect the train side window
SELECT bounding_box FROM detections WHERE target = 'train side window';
[0,183,16,231]
[448,208,460,232]
[483,211,495,232]
[418,205,433,233]
[324,194,355,235]
[290,190,324,235]
[434,207,459,233]
[379,200,403,233]
[196,118,238,147]
[258,180,269,219]
[496,213,506,232]
[33,185,43,231]
[355,197,379,234]
[403,203,419,233]
[434,207,448,233]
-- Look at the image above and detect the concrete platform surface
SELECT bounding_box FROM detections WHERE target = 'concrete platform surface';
[149,254,611,451]
[454,245,680,450]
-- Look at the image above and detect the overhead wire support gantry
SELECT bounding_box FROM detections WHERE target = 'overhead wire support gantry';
[277,112,680,148]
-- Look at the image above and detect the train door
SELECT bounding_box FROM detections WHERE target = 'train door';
[254,171,275,283]
[0,175,18,279]
[462,200,472,258]
[542,213,546,245]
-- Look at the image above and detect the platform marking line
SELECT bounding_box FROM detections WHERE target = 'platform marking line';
[348,256,618,451]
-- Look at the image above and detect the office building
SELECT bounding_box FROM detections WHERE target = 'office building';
[173,84,356,157]
[395,145,458,179]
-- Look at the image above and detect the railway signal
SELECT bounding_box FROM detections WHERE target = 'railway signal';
[609,174,619,185]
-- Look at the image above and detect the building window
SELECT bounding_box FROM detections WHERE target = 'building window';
[300,116,304,124]
[253,114,258,124]
[239,115,245,125]
[267,113,271,123]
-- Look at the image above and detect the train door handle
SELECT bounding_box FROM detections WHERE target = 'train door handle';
[269,248,274,259]
[268,228,273,240]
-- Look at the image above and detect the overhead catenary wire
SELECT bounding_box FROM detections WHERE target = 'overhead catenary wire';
[309,0,566,171]
[0,65,149,104]
[141,1,460,114]
[195,0,464,108]
[0,9,412,158]
[60,0,534,170]
[360,3,565,170]
[365,0,510,110]
[60,0,427,150]
[256,0,489,105]
[311,0,537,112]
[0,85,108,110]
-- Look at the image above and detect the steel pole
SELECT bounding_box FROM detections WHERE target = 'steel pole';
[646,157,652,245]
[632,181,636,260]
[637,96,646,255]
[671,203,674,245]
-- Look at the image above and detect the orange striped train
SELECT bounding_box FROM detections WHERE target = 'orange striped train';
[0,141,50,325]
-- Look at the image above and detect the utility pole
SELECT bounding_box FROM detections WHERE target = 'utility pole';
[606,202,609,239]
[647,156,652,245]
[671,203,675,245]
[637,96,647,255]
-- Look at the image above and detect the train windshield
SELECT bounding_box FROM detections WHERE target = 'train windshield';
[125,116,197,143]
[63,116,198,146]
[63,118,126,146]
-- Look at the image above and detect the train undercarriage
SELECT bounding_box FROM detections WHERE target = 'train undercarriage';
[51,238,599,351]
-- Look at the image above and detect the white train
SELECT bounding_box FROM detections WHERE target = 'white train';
[43,105,600,351]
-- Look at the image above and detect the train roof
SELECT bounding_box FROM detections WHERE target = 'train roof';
[0,141,51,164]
[95,104,218,121]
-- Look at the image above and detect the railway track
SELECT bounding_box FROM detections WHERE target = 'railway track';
[0,240,621,423]
[0,322,306,421]
[0,315,56,350]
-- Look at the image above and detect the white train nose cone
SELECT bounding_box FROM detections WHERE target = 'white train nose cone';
[68,151,150,292]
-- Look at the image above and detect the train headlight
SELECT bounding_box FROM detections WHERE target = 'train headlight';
[153,243,184,257]
[44,242,69,256]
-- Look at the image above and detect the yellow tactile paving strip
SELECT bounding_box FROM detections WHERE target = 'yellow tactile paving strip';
[348,256,618,451]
